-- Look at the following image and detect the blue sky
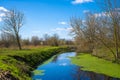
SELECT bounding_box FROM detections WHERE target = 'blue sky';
[0,0,100,39]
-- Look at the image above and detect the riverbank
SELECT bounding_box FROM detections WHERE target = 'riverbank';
[71,54,120,78]
[0,46,70,80]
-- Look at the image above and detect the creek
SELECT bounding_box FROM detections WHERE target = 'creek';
[32,52,120,80]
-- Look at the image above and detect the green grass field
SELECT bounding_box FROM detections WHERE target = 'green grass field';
[71,54,120,78]
[0,46,68,80]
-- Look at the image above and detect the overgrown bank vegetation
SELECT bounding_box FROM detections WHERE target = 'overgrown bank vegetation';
[0,47,70,80]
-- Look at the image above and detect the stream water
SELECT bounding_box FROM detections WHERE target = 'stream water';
[32,52,120,80]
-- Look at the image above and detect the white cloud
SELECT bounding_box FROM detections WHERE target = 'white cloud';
[45,27,73,40]
[50,27,72,38]
[0,7,8,12]
[58,21,67,25]
[72,0,93,4]
[67,27,73,30]
[0,13,5,17]
[52,27,72,32]
[83,10,90,13]
[52,28,66,31]
[94,8,120,18]
[0,7,8,22]
[82,20,86,23]
[94,12,110,17]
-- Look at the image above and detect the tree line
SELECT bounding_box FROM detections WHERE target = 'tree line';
[70,0,120,62]
[0,9,73,49]
[0,32,74,48]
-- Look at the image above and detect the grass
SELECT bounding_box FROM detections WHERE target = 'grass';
[0,46,69,80]
[32,70,45,75]
[0,55,31,80]
[71,53,120,78]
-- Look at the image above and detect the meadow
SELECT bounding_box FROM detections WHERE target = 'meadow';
[0,46,69,80]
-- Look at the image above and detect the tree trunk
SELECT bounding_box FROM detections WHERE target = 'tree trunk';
[16,34,22,50]
[114,23,119,60]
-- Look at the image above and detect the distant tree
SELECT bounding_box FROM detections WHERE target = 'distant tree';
[0,32,15,48]
[43,34,50,45]
[49,34,59,46]
[59,39,66,45]
[2,9,25,50]
[31,36,40,46]
[65,40,74,45]
[22,38,30,46]
[43,34,60,46]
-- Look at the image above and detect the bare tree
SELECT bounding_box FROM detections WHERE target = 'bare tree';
[48,34,59,46]
[70,17,87,52]
[84,13,97,51]
[70,0,120,61]
[70,13,97,52]
[97,0,120,61]
[2,9,24,50]
[43,34,50,45]
[70,17,85,38]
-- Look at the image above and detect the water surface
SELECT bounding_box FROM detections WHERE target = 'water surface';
[32,52,120,80]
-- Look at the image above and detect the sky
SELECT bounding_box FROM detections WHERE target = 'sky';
[0,0,101,40]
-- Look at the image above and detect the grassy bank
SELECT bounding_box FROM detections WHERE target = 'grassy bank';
[0,46,69,80]
[93,47,120,61]
[71,54,120,78]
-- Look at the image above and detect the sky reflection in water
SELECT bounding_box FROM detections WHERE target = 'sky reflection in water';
[32,52,120,80]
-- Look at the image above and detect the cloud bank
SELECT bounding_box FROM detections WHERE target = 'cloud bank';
[0,7,8,22]
[72,0,93,4]
[52,27,72,32]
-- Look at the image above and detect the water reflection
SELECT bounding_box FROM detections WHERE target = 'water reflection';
[72,67,120,80]
[32,52,120,80]
[52,55,58,62]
